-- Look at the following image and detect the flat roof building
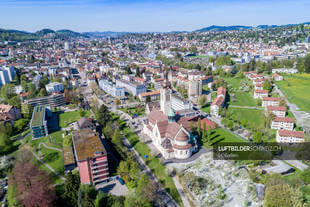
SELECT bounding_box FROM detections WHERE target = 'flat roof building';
[72,129,109,186]
[30,105,48,139]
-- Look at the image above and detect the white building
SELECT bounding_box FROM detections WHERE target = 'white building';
[45,82,64,94]
[254,90,269,99]
[0,66,15,87]
[271,117,294,130]
[266,106,286,117]
[262,97,280,107]
[99,79,125,98]
[273,73,283,81]
[276,130,304,143]
[210,87,226,117]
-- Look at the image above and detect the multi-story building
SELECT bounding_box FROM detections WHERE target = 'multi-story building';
[115,79,146,96]
[271,117,294,130]
[253,78,265,85]
[188,80,202,98]
[45,82,64,94]
[30,105,48,139]
[210,87,227,117]
[98,79,125,98]
[276,130,305,143]
[139,90,160,102]
[262,97,280,107]
[254,90,269,99]
[26,94,65,107]
[254,84,263,90]
[273,73,283,81]
[0,66,15,86]
[266,106,286,117]
[72,128,109,186]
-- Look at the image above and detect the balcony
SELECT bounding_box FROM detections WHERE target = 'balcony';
[92,167,108,174]
[91,159,107,166]
[92,172,109,179]
[91,163,108,170]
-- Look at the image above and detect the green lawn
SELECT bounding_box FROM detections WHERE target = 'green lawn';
[120,107,145,117]
[58,110,91,128]
[231,91,256,106]
[276,73,310,112]
[201,105,210,114]
[227,108,264,128]
[209,128,246,144]
[30,130,64,150]
[40,147,64,175]
[223,77,243,88]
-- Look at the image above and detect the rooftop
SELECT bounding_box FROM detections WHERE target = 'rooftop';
[63,146,75,166]
[31,105,46,127]
[72,128,107,161]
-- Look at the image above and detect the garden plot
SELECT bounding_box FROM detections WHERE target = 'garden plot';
[168,153,263,207]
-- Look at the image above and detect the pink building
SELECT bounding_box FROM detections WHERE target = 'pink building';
[72,129,109,186]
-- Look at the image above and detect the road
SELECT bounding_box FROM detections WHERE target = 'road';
[230,105,264,110]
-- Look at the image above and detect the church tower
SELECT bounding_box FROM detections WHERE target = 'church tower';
[160,69,172,115]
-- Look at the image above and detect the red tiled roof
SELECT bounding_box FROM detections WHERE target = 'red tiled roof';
[134,77,146,82]
[173,144,192,150]
[278,130,304,138]
[199,118,216,130]
[262,97,280,101]
[255,90,269,94]
[140,90,160,97]
[273,117,294,123]
[211,96,225,106]
[267,106,286,111]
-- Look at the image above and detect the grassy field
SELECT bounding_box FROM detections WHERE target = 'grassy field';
[276,73,310,112]
[227,108,264,128]
[119,106,145,117]
[231,91,256,106]
[58,110,91,128]
[208,128,246,144]
[40,147,64,175]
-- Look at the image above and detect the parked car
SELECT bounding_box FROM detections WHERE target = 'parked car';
[118,177,125,185]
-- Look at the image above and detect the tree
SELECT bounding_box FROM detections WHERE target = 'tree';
[1,84,15,100]
[115,98,121,106]
[96,104,111,127]
[112,130,122,147]
[296,58,305,73]
[0,133,13,155]
[145,96,151,103]
[117,161,131,183]
[202,122,206,142]
[64,171,80,207]
[263,80,271,91]
[21,103,33,119]
[198,95,207,106]
[10,151,56,207]
[79,109,86,117]
[197,118,201,137]
[77,184,97,207]
[253,132,262,143]
[39,88,48,97]
[304,54,310,73]
[14,119,28,133]
[8,96,21,108]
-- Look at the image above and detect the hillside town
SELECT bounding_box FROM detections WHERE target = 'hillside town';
[0,23,310,207]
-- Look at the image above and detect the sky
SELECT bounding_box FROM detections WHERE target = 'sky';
[0,0,310,33]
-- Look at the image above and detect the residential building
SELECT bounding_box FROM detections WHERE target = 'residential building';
[254,90,269,99]
[254,84,263,90]
[115,79,146,96]
[26,94,65,107]
[45,82,64,93]
[188,80,202,98]
[210,87,227,117]
[276,130,305,143]
[262,97,280,107]
[30,105,48,139]
[0,66,15,87]
[0,104,21,123]
[272,68,298,74]
[77,117,95,130]
[139,90,160,102]
[266,106,286,117]
[271,117,294,130]
[273,73,283,81]
[98,79,125,98]
[72,129,109,185]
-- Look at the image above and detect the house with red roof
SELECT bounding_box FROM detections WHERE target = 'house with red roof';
[271,117,294,130]
[276,130,304,143]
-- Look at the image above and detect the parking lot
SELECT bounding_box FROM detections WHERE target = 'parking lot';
[95,176,129,196]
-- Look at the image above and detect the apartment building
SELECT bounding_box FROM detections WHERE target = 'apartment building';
[0,104,21,122]
[72,129,109,186]
[115,79,146,96]
[30,105,48,139]
[139,90,160,102]
[254,90,269,99]
[98,79,125,98]
[45,82,64,93]
[276,130,305,143]
[266,106,286,117]
[210,87,227,117]
[0,66,15,86]
[271,117,294,130]
[26,94,65,107]
[262,97,280,107]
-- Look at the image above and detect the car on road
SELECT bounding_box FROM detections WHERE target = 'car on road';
[118,177,125,185]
